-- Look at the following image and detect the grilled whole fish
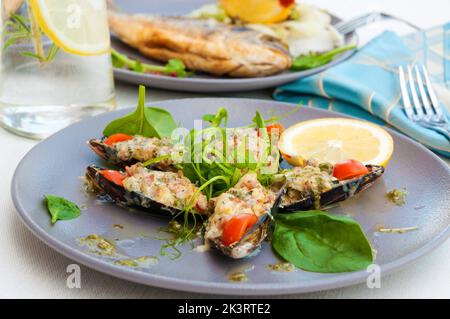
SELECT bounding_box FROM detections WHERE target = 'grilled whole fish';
[108,12,292,77]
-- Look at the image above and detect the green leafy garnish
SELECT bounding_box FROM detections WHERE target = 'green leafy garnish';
[158,220,202,260]
[246,105,301,128]
[202,107,228,128]
[111,49,188,77]
[103,85,178,138]
[272,211,374,273]
[175,106,302,197]
[252,111,266,129]
[2,13,31,50]
[45,195,81,224]
[291,44,357,71]
[157,176,228,259]
[3,12,59,63]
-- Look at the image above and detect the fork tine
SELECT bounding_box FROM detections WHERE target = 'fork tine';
[421,65,446,122]
[335,14,372,34]
[398,66,415,120]
[407,65,424,120]
[414,65,434,121]
[335,12,420,35]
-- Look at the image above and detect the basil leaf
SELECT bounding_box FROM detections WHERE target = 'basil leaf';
[103,85,177,138]
[143,107,178,138]
[291,44,357,71]
[45,195,81,224]
[272,211,373,273]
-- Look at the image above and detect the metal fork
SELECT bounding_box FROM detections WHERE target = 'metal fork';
[399,64,450,140]
[335,12,421,35]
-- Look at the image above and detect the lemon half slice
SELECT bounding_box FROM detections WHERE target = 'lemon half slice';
[220,0,295,24]
[29,0,110,56]
[279,118,394,167]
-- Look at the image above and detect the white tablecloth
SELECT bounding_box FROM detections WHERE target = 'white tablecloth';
[1,0,449,298]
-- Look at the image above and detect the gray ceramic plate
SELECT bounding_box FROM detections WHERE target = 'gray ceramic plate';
[12,99,450,295]
[111,0,357,92]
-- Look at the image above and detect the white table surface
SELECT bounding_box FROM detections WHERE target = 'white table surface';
[1,0,449,299]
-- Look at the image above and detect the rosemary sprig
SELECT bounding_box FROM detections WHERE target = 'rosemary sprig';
[3,12,59,63]
[2,13,31,50]
[28,5,46,60]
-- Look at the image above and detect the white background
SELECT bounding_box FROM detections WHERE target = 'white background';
[0,0,449,298]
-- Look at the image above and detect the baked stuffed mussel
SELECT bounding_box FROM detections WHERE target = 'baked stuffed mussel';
[205,173,283,259]
[85,163,208,217]
[279,161,384,212]
[88,134,185,170]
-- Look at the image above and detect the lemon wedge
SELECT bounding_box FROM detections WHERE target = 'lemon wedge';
[220,0,295,24]
[29,0,110,56]
[279,118,394,167]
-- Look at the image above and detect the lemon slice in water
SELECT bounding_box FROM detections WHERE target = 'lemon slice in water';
[29,0,110,56]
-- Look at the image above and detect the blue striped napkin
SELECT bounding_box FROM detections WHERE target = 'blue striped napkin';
[274,27,450,157]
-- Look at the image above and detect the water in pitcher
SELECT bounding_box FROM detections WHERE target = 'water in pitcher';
[0,0,116,139]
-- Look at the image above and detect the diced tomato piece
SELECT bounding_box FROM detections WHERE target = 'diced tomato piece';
[266,123,284,136]
[100,170,127,187]
[333,159,369,180]
[104,133,133,146]
[279,0,295,8]
[221,214,258,247]
[195,202,206,214]
[257,123,284,138]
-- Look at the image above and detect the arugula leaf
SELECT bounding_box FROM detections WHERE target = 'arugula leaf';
[252,111,266,129]
[45,195,81,224]
[165,59,188,77]
[291,44,357,71]
[103,85,177,138]
[202,108,228,127]
[272,211,373,273]
[111,49,188,77]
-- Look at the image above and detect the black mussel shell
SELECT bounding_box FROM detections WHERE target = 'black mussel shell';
[208,190,284,259]
[85,165,184,217]
[280,165,384,212]
[88,139,138,168]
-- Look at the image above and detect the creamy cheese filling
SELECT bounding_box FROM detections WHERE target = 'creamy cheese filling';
[281,164,336,208]
[123,164,207,212]
[112,136,185,166]
[206,173,276,240]
[204,128,279,170]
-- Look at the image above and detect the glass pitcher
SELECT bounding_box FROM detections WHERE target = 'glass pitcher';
[0,0,116,139]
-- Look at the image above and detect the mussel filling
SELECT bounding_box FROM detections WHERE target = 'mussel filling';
[281,165,337,209]
[123,164,208,213]
[205,173,276,247]
[205,128,279,169]
[112,136,185,167]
